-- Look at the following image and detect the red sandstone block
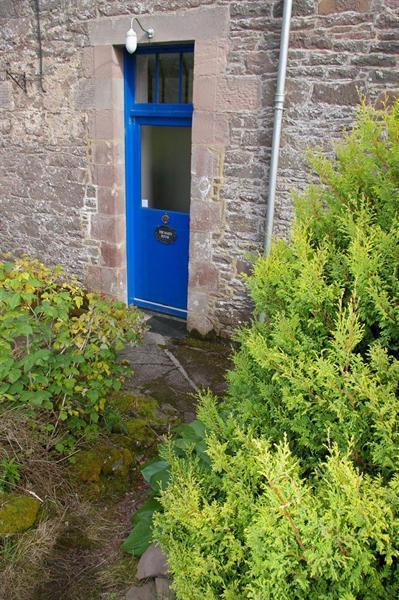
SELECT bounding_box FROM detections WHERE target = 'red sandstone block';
[193,76,217,112]
[318,0,371,14]
[192,112,215,145]
[90,214,125,243]
[191,145,220,178]
[190,200,223,233]
[93,164,117,187]
[97,185,124,215]
[189,261,219,290]
[189,231,213,261]
[187,289,210,315]
[216,77,261,112]
[81,47,94,78]
[94,110,115,140]
[214,112,230,144]
[93,141,114,166]
[312,80,365,105]
[93,45,120,79]
[100,241,126,268]
[194,40,228,77]
[86,265,126,301]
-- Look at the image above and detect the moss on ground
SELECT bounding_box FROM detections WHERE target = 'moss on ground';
[0,493,41,536]
[110,392,158,420]
[73,443,134,499]
[0,386,192,598]
[125,417,150,440]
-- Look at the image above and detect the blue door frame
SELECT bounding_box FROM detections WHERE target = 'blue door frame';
[124,46,194,318]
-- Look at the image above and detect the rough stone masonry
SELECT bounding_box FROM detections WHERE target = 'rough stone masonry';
[0,0,398,336]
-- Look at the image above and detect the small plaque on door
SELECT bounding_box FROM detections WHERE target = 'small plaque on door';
[155,225,177,244]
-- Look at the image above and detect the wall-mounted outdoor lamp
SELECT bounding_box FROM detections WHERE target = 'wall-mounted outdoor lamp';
[125,17,155,54]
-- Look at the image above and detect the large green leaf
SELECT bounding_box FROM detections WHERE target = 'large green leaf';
[149,468,169,492]
[132,497,162,525]
[189,420,206,438]
[174,420,205,441]
[122,516,153,556]
[173,438,195,452]
[141,459,168,483]
[123,497,163,556]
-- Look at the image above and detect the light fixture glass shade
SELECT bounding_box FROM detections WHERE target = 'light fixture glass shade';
[125,28,137,54]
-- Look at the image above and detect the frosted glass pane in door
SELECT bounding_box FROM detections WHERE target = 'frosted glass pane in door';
[141,126,191,213]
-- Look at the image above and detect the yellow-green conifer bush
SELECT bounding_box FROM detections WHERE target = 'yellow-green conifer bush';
[154,101,399,599]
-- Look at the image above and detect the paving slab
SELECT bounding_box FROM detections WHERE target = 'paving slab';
[120,312,233,419]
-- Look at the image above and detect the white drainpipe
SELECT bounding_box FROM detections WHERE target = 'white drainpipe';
[263,0,293,256]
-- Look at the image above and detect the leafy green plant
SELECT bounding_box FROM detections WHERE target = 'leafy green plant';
[123,420,209,557]
[0,256,145,448]
[0,457,21,492]
[153,100,399,598]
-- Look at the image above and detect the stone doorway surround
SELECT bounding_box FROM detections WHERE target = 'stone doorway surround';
[81,6,231,335]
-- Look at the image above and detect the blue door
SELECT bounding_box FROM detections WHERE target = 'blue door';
[124,45,194,318]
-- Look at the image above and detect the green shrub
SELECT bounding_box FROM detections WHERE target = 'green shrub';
[123,419,209,557]
[0,256,144,449]
[154,101,399,598]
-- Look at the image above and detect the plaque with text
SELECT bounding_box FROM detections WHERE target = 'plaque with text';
[155,225,177,244]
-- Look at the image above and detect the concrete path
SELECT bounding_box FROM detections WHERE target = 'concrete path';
[121,313,233,600]
[121,313,233,423]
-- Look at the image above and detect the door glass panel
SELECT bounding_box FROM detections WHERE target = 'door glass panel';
[158,53,180,103]
[141,126,191,213]
[135,54,156,103]
[182,53,194,104]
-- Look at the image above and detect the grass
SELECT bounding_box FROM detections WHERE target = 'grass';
[0,400,153,600]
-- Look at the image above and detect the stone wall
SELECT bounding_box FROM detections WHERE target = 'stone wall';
[0,0,398,336]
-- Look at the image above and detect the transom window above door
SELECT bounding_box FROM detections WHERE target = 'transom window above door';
[134,44,194,105]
